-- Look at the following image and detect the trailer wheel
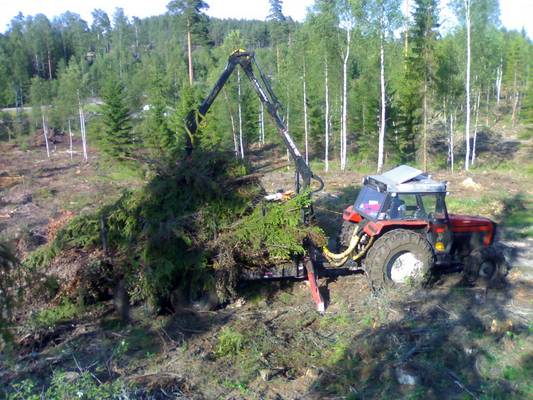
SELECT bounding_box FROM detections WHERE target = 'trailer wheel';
[364,229,434,289]
[464,246,509,284]
[338,221,358,250]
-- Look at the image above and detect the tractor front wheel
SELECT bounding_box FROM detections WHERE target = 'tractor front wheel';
[364,229,434,290]
[338,220,358,251]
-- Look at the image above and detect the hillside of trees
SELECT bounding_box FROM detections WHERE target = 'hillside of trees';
[0,0,531,173]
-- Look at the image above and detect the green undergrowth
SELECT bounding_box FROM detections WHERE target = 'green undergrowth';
[31,299,83,329]
[499,193,533,238]
[4,371,128,400]
[24,150,324,309]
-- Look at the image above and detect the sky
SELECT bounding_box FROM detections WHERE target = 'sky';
[0,0,531,38]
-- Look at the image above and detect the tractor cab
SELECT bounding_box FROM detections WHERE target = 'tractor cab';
[345,165,448,224]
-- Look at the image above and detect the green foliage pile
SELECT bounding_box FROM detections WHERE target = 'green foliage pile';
[232,194,325,260]
[27,150,323,309]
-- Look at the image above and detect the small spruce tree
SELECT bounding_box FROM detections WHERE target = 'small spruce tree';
[101,76,134,160]
[144,71,174,156]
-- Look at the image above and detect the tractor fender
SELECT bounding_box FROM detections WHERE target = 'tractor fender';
[363,220,429,237]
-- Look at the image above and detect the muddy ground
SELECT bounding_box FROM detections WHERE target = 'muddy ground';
[0,136,532,399]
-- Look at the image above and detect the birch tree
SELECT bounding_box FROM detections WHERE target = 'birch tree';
[340,23,352,171]
[237,69,245,160]
[324,59,330,171]
[302,62,309,164]
[30,76,51,158]
[223,89,239,158]
[308,0,340,172]
[471,89,481,165]
[370,0,402,173]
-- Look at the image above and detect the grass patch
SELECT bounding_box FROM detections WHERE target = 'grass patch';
[32,299,83,329]
[215,327,245,358]
[32,187,57,202]
[446,196,503,217]
[4,371,128,400]
[499,193,533,238]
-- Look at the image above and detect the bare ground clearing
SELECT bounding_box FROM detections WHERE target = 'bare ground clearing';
[0,140,532,399]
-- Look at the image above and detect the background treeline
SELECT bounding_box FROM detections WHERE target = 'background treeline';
[0,0,531,171]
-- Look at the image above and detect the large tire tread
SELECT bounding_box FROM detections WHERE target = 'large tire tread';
[339,221,358,250]
[364,229,434,290]
[464,246,509,284]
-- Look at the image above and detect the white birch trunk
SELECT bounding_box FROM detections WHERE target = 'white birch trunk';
[187,21,193,86]
[78,95,88,161]
[471,90,481,165]
[449,112,455,173]
[286,90,290,167]
[512,90,520,127]
[341,28,351,171]
[511,69,519,126]
[377,29,386,173]
[423,80,428,171]
[223,89,239,158]
[486,89,490,126]
[237,69,244,160]
[464,0,471,171]
[324,60,330,172]
[404,0,410,59]
[68,119,73,160]
[496,60,502,105]
[41,110,50,159]
[303,63,309,165]
[230,111,238,158]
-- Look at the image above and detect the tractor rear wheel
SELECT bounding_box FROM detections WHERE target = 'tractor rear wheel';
[364,229,434,289]
[464,246,509,284]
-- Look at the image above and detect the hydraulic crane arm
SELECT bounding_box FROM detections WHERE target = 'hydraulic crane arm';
[184,50,324,195]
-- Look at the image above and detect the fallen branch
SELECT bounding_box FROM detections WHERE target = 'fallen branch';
[446,369,479,400]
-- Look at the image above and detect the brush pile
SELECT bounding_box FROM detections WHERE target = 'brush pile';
[26,151,324,310]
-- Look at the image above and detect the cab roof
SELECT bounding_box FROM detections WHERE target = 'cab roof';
[365,165,447,193]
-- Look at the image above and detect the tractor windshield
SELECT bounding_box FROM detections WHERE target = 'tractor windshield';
[354,186,387,220]
[389,193,447,220]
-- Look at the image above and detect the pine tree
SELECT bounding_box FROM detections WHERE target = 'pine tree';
[101,76,134,159]
[144,71,174,156]
[170,82,197,155]
[167,0,210,86]
[268,0,286,22]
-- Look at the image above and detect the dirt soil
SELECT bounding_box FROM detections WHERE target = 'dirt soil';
[1,140,532,399]
[0,137,141,256]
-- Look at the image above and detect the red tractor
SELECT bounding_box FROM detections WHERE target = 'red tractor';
[323,165,507,289]
[181,50,507,312]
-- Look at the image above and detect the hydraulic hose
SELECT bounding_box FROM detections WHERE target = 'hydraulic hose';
[323,232,360,261]
[323,231,375,268]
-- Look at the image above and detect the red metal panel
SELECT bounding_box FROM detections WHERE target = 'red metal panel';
[342,206,362,223]
[448,214,495,246]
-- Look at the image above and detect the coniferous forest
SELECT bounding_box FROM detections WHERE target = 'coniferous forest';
[0,0,530,171]
[1,1,533,399]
